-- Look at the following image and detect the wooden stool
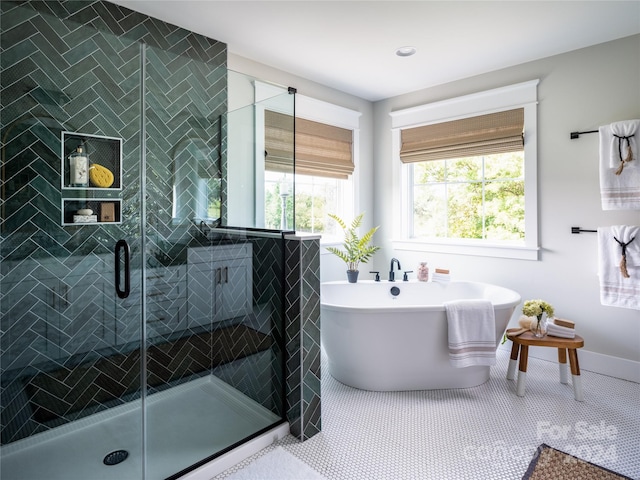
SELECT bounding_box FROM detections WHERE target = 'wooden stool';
[506,329,585,401]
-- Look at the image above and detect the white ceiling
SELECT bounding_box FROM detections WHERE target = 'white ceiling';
[111,1,640,102]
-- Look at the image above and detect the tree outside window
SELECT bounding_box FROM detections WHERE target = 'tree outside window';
[411,151,524,241]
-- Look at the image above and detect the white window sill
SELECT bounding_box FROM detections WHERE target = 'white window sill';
[392,239,539,261]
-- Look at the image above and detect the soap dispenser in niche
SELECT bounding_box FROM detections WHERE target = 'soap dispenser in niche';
[69,146,89,187]
[417,262,429,282]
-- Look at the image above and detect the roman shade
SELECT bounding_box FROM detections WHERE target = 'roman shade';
[399,108,524,163]
[265,110,354,179]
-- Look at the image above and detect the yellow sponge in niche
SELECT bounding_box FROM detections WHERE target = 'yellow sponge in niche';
[89,164,114,188]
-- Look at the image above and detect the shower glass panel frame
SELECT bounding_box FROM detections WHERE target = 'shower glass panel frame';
[0,2,291,479]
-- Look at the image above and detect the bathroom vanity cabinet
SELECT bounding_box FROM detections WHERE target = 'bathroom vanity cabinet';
[145,265,188,338]
[46,261,189,350]
[118,264,188,342]
[60,271,115,353]
[187,244,253,327]
[1,244,253,369]
[1,256,117,369]
[2,274,60,368]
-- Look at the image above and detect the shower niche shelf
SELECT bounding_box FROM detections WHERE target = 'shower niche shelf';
[62,198,122,225]
[62,131,122,191]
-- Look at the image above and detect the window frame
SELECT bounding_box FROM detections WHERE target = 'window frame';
[390,80,540,260]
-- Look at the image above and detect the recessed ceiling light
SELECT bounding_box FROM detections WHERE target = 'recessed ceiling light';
[396,46,417,57]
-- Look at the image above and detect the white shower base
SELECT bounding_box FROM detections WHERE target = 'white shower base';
[0,375,282,480]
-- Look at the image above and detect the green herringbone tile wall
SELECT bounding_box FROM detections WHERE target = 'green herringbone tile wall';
[1,0,290,446]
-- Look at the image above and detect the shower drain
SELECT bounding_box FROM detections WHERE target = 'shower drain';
[103,450,129,466]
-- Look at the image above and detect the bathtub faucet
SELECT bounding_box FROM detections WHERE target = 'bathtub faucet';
[389,258,402,282]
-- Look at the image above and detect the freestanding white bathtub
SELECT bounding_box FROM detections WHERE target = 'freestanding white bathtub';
[321,280,521,391]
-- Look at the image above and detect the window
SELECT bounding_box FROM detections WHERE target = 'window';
[262,95,361,241]
[264,171,351,238]
[410,151,524,241]
[391,80,539,260]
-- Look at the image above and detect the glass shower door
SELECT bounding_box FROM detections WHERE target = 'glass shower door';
[142,45,287,480]
[0,5,144,478]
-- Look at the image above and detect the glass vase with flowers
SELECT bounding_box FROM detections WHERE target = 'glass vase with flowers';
[522,299,554,338]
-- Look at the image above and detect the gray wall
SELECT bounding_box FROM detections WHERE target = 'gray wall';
[232,35,640,371]
[372,35,640,367]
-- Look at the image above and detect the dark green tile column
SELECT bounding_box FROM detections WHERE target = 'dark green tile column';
[284,233,321,441]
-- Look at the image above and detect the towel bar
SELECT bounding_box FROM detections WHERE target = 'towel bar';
[570,129,598,139]
[571,227,597,234]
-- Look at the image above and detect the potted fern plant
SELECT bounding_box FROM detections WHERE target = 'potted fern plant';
[326,213,380,283]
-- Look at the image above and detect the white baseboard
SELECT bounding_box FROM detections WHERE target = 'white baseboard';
[179,422,290,480]
[498,345,640,383]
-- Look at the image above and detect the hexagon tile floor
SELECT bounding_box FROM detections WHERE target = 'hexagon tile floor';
[214,348,640,480]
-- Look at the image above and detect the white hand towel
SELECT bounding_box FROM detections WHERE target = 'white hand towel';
[445,299,496,368]
[546,322,575,339]
[599,122,640,210]
[609,120,639,169]
[598,225,640,310]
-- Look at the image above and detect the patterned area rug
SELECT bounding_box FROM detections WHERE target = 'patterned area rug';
[522,444,633,480]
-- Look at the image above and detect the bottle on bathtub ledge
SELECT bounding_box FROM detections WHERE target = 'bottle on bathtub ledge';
[417,262,429,282]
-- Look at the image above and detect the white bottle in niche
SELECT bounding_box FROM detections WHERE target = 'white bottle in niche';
[69,146,88,187]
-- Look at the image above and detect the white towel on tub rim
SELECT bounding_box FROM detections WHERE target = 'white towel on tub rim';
[445,299,496,368]
[598,225,640,310]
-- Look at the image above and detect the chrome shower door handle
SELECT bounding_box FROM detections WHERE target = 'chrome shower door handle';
[115,239,131,299]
